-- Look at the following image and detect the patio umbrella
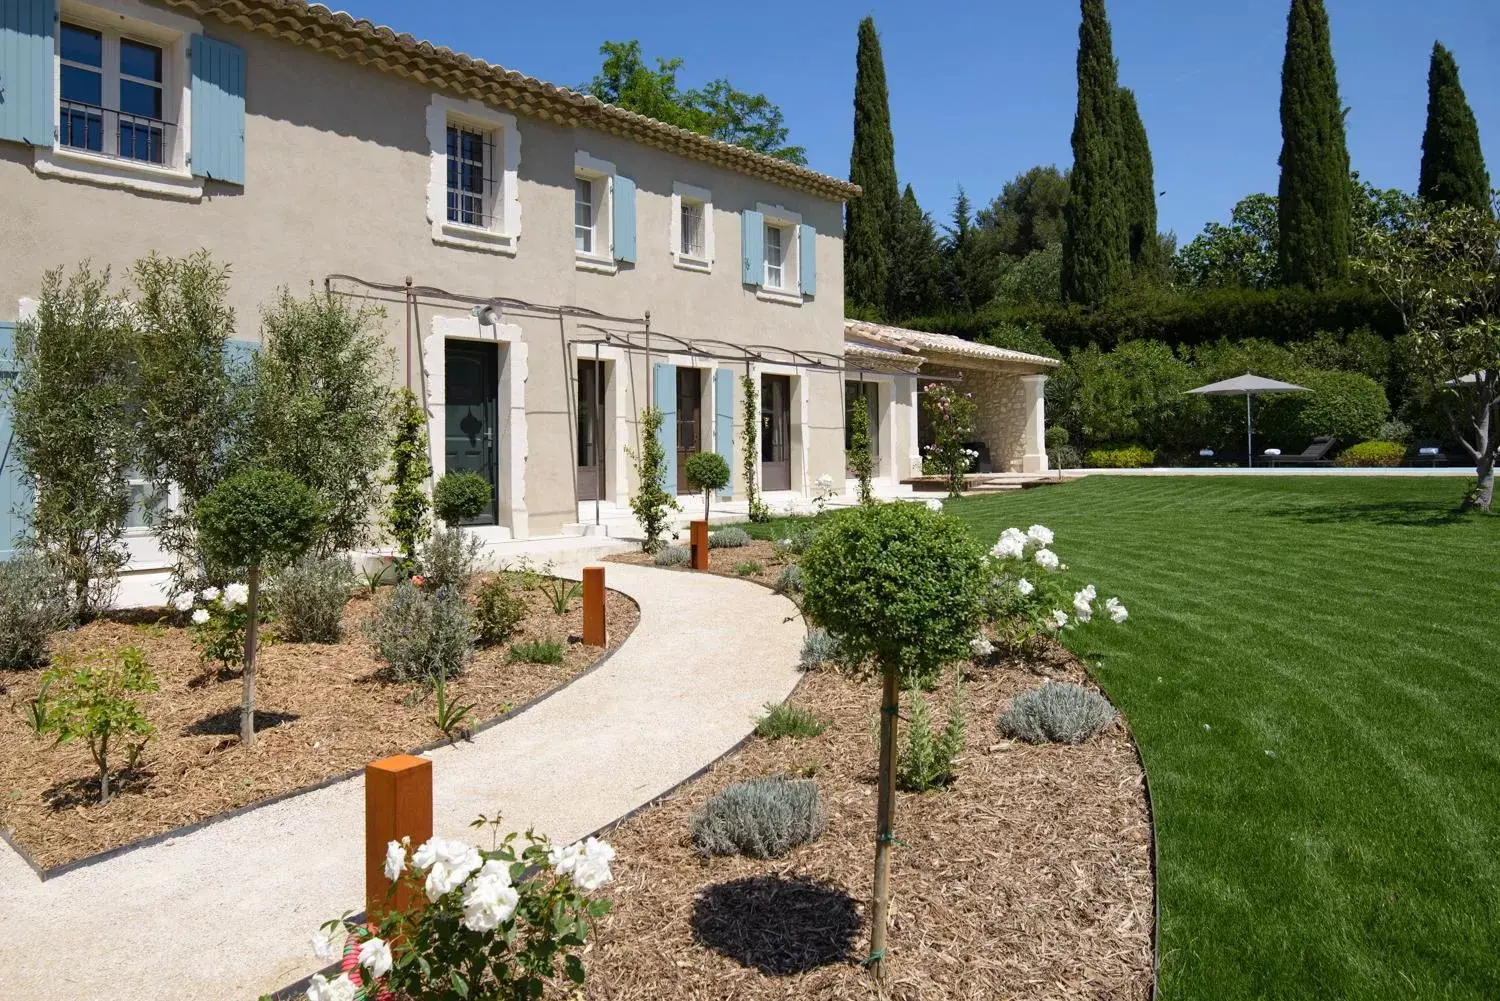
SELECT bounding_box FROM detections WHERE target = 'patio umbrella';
[1186,372,1310,468]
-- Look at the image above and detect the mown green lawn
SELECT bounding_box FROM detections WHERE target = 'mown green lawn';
[750,476,1500,1000]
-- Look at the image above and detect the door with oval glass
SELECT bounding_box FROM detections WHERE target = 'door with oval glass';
[760,374,791,492]
[444,340,499,526]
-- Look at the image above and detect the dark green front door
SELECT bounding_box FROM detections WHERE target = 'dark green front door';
[445,340,499,526]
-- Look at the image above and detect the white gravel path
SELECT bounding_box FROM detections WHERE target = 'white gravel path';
[0,562,804,1001]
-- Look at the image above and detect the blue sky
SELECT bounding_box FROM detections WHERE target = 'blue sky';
[349,0,1499,241]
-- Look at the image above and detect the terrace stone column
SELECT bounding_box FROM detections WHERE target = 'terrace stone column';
[1020,374,1048,474]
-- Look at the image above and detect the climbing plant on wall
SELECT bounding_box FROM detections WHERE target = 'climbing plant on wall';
[741,374,770,522]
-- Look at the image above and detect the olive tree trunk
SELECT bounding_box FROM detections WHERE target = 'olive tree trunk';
[868,665,900,978]
[241,563,261,746]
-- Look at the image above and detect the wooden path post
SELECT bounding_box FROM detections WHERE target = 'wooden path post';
[366,754,432,919]
[690,519,710,571]
[582,566,606,647]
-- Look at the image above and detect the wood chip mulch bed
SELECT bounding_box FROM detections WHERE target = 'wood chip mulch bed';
[586,646,1154,1001]
[0,576,638,871]
[605,538,791,591]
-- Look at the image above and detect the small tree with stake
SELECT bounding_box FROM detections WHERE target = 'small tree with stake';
[683,451,730,521]
[195,469,324,745]
[799,502,985,978]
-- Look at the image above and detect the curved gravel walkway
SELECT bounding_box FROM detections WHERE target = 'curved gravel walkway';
[0,563,805,1001]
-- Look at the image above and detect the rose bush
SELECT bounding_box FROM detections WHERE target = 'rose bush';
[313,821,614,1001]
[179,583,267,671]
[982,524,1127,651]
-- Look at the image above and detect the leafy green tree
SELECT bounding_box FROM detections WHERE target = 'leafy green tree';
[131,251,246,595]
[384,389,431,573]
[886,185,944,320]
[1418,42,1490,212]
[1046,340,1207,454]
[40,646,157,804]
[248,287,391,555]
[1277,0,1352,288]
[683,450,730,521]
[10,264,134,619]
[1175,193,1282,289]
[978,165,1070,258]
[846,16,900,315]
[581,41,805,163]
[196,468,324,744]
[1117,87,1161,276]
[1062,0,1129,305]
[994,245,1064,306]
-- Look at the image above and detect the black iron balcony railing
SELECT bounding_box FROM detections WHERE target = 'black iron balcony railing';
[58,98,175,167]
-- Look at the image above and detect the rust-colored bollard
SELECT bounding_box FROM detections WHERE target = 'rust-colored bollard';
[366,754,433,920]
[582,566,606,647]
[690,519,710,571]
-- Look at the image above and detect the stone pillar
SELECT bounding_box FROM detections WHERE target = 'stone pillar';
[1020,374,1049,474]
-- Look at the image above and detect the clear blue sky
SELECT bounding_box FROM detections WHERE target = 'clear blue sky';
[348,0,1499,241]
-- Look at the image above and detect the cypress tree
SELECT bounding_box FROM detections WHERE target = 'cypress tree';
[1062,0,1129,305]
[1117,87,1160,274]
[886,184,942,320]
[846,17,899,315]
[1276,0,1352,288]
[1418,42,1491,211]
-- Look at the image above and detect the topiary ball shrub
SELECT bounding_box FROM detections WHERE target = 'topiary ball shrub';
[1337,440,1406,468]
[773,564,803,595]
[653,545,691,567]
[1082,445,1156,469]
[432,470,493,525]
[474,576,526,646]
[997,682,1116,744]
[684,451,731,501]
[363,581,474,683]
[800,502,986,687]
[690,777,827,859]
[708,526,751,549]
[0,551,69,670]
[269,553,353,643]
[195,468,325,578]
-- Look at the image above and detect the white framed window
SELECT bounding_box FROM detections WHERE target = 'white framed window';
[124,474,166,532]
[574,150,616,274]
[574,176,595,254]
[33,0,201,199]
[427,95,521,255]
[755,202,805,304]
[671,181,714,272]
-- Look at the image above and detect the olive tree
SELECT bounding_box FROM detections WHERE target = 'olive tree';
[1358,196,1500,509]
[195,469,324,745]
[799,502,986,976]
[9,263,135,619]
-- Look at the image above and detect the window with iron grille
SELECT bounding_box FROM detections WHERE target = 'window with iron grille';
[446,124,491,227]
[680,200,705,258]
[58,21,171,166]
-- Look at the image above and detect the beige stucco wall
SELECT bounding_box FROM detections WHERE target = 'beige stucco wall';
[0,4,848,536]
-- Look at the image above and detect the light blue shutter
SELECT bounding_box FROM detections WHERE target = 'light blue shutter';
[0,322,30,560]
[713,368,734,500]
[612,175,636,263]
[741,210,764,286]
[798,223,816,296]
[190,35,246,184]
[653,364,677,494]
[224,337,257,376]
[0,0,55,146]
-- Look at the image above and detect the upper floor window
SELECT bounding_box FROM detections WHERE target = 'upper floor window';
[681,201,705,257]
[670,182,713,273]
[446,124,490,227]
[59,20,172,166]
[574,176,596,254]
[764,223,785,289]
[427,95,521,255]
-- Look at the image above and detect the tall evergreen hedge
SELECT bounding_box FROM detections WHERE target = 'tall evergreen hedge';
[1418,42,1491,211]
[1117,86,1159,274]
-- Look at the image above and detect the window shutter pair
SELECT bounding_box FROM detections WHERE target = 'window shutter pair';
[740,210,815,296]
[0,0,246,185]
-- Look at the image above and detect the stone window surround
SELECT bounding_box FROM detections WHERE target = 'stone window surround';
[426,94,521,256]
[420,314,529,541]
[670,181,713,273]
[754,202,803,306]
[33,0,204,201]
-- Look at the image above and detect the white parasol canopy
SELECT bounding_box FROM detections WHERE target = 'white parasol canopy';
[1186,373,1310,467]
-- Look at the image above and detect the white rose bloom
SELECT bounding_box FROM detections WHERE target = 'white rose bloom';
[548,841,583,875]
[970,636,994,658]
[412,837,482,902]
[1106,597,1129,623]
[461,865,520,931]
[1049,609,1069,630]
[171,591,196,612]
[1072,591,1094,622]
[1026,524,1054,546]
[1034,548,1060,571]
[310,931,338,962]
[190,608,211,626]
[200,586,221,602]
[358,936,393,980]
[925,499,943,512]
[383,840,406,882]
[1081,584,1097,602]
[305,974,357,1001]
[223,582,250,607]
[573,855,613,890]
[582,837,616,866]
[1016,577,1035,596]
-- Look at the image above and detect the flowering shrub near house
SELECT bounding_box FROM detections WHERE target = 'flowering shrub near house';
[921,383,978,498]
[177,583,260,671]
[984,524,1127,650]
[311,825,614,1000]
